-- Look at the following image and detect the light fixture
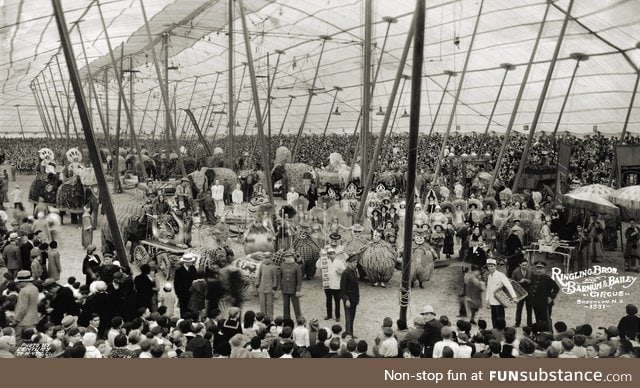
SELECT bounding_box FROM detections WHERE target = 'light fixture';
[376,106,385,116]
[235,120,240,127]
[254,122,258,128]
[456,125,461,131]
[332,107,341,116]
[401,109,410,118]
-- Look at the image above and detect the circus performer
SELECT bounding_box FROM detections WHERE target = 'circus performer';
[430,223,445,260]
[232,183,243,216]
[243,217,276,255]
[443,223,456,259]
[211,179,225,218]
[360,229,395,287]
[624,219,640,271]
[292,221,321,280]
[409,227,436,288]
[453,203,466,228]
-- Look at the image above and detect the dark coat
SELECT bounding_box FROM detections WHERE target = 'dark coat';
[307,343,330,358]
[2,242,21,270]
[418,318,443,350]
[511,267,533,292]
[529,274,559,306]
[19,240,34,270]
[617,315,640,341]
[279,261,302,294]
[82,291,113,337]
[340,266,359,306]
[134,274,155,310]
[108,276,137,322]
[465,246,487,268]
[174,265,197,302]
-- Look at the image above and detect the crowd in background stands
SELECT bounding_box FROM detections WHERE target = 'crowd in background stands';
[1,133,638,188]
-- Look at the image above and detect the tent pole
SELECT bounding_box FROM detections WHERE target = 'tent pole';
[152,106,161,141]
[361,0,373,183]
[211,106,226,146]
[242,100,254,136]
[291,36,330,160]
[137,0,185,176]
[620,66,640,143]
[552,53,588,140]
[322,87,342,139]
[34,78,58,139]
[278,95,295,137]
[138,90,152,138]
[227,0,236,168]
[199,72,221,133]
[238,0,275,210]
[387,75,409,139]
[428,71,455,137]
[180,76,200,140]
[47,65,71,149]
[51,0,129,267]
[15,105,26,140]
[40,73,65,140]
[513,0,575,193]
[483,63,514,137]
[114,46,124,192]
[96,1,147,180]
[399,0,425,326]
[433,0,485,185]
[104,67,110,144]
[31,84,53,139]
[56,56,80,142]
[488,1,551,191]
[355,11,416,224]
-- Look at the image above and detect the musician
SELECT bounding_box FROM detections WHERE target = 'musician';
[511,259,533,328]
[529,260,560,331]
[485,258,517,329]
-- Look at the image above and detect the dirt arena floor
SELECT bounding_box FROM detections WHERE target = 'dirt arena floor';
[3,164,638,342]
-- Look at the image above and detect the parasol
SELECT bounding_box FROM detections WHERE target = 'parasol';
[563,191,619,217]
[572,184,615,198]
[278,205,297,219]
[608,185,640,210]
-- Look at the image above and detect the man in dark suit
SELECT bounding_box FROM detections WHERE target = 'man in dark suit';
[418,305,442,358]
[505,227,524,277]
[511,259,533,327]
[307,328,330,358]
[174,253,198,318]
[465,237,487,269]
[529,261,560,331]
[279,251,303,320]
[340,256,359,336]
[19,233,35,270]
[2,232,21,279]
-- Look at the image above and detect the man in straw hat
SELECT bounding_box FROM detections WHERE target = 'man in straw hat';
[529,260,559,331]
[174,252,198,318]
[485,258,518,328]
[11,270,39,338]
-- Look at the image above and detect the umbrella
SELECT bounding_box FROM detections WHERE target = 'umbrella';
[573,184,615,198]
[563,191,619,217]
[609,185,640,210]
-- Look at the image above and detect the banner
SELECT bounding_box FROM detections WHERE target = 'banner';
[616,144,640,187]
[555,141,572,204]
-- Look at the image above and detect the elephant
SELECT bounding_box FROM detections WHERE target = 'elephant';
[377,171,406,194]
[56,175,86,215]
[196,154,225,170]
[125,155,158,179]
[29,172,62,206]
[202,167,239,204]
[271,162,314,198]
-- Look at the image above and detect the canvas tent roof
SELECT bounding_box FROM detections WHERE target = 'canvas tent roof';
[0,0,639,138]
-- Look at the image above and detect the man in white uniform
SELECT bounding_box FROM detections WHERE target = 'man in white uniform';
[211,179,225,218]
[485,258,517,328]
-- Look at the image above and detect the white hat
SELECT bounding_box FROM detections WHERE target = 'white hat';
[486,258,497,266]
[420,305,435,315]
[9,232,18,240]
[181,253,196,263]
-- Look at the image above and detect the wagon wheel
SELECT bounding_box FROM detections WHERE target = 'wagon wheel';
[133,244,150,266]
[156,253,173,280]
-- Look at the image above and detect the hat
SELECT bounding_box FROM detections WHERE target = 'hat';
[413,316,426,326]
[346,255,357,263]
[15,270,33,282]
[15,184,19,188]
[329,233,341,241]
[533,260,547,268]
[181,253,196,263]
[326,248,336,254]
[103,252,114,258]
[603,326,619,337]
[9,232,18,240]
[351,223,364,232]
[626,304,638,315]
[181,177,190,182]
[42,278,58,289]
[86,244,96,253]
[486,258,497,266]
[163,283,173,292]
[283,251,295,258]
[61,315,78,330]
[420,305,435,315]
[112,260,121,267]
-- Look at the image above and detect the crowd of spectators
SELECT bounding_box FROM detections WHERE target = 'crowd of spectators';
[1,132,638,188]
